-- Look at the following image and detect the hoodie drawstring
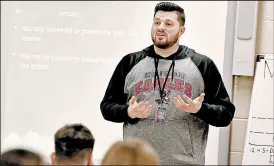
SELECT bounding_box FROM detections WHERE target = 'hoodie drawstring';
[153,56,176,101]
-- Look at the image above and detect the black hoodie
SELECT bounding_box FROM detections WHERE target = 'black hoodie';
[100,45,235,165]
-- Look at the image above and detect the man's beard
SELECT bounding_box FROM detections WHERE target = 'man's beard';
[152,32,179,49]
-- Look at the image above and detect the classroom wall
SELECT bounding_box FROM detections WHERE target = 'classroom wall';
[229,1,273,165]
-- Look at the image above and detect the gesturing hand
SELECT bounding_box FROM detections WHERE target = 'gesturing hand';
[174,93,205,113]
[128,96,152,119]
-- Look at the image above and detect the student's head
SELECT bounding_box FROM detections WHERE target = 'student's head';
[151,2,186,49]
[51,123,95,165]
[1,148,44,165]
[101,138,160,165]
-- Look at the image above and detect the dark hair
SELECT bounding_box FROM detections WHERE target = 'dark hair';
[1,148,43,165]
[54,123,95,159]
[154,2,185,26]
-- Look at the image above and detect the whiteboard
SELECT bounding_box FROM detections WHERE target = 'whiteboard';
[242,55,274,165]
[1,1,228,164]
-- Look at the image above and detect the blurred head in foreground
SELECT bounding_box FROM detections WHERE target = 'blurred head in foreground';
[51,123,95,165]
[1,148,44,165]
[101,138,160,165]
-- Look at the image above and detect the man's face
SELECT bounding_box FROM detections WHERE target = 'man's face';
[151,11,185,49]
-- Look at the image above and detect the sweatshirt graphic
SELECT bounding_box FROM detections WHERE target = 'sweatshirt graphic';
[100,45,235,165]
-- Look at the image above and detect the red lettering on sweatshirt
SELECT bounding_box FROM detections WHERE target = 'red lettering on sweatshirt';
[175,80,184,92]
[184,83,192,98]
[144,79,153,91]
[135,81,143,96]
[134,78,192,97]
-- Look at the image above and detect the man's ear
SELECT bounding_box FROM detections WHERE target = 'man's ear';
[179,26,185,36]
[51,152,56,165]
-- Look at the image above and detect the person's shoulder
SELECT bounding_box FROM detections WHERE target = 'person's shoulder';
[120,48,148,65]
[186,48,212,62]
[185,47,213,64]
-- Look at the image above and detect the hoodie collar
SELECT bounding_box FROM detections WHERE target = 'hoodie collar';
[143,44,188,60]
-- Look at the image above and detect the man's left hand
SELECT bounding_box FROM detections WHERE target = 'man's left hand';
[174,93,205,113]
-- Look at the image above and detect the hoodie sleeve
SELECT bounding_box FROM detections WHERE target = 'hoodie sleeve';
[100,55,140,124]
[191,59,235,127]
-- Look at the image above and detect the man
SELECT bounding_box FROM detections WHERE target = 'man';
[100,2,235,165]
[1,148,44,165]
[51,123,95,165]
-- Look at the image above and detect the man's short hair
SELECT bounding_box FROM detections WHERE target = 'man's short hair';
[154,2,186,26]
[1,148,44,165]
[54,123,95,160]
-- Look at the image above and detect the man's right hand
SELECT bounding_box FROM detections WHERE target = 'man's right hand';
[128,96,152,119]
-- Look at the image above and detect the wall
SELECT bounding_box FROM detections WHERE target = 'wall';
[229,1,273,165]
